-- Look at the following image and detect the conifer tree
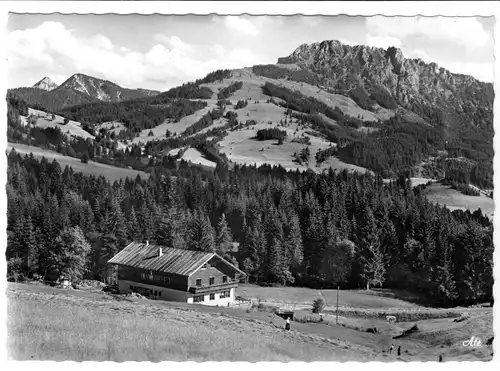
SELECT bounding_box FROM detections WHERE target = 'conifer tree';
[283,213,304,269]
[127,206,141,241]
[216,213,233,258]
[188,211,216,252]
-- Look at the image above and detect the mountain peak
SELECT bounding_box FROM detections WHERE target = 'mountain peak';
[33,77,58,91]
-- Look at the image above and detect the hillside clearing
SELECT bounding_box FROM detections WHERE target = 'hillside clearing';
[423,182,494,219]
[22,108,95,140]
[7,143,149,181]
[181,147,217,168]
[131,103,218,145]
[95,121,127,135]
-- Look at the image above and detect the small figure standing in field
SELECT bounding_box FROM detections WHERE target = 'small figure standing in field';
[438,355,443,362]
[397,346,401,356]
[285,318,291,331]
[389,344,395,354]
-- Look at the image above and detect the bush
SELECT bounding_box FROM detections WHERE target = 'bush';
[251,301,279,313]
[393,324,419,339]
[7,257,24,282]
[294,312,323,323]
[312,298,325,314]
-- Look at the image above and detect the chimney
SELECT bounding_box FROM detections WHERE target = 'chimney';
[158,247,163,257]
[146,240,149,246]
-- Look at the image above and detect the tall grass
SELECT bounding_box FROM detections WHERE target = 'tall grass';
[7,291,363,361]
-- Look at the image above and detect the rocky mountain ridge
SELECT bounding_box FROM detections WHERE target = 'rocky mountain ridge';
[277,40,493,110]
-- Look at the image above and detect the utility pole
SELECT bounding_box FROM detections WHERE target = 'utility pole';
[336,285,339,325]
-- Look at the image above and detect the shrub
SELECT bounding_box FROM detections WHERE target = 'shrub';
[235,100,248,109]
[312,298,325,314]
[294,312,323,323]
[7,257,24,282]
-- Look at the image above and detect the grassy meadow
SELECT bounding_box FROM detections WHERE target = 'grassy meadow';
[7,143,149,182]
[237,284,423,309]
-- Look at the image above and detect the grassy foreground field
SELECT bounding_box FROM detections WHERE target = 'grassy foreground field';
[7,283,493,362]
[7,143,149,182]
[7,284,385,362]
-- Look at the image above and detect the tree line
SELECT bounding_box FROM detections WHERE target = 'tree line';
[6,150,493,307]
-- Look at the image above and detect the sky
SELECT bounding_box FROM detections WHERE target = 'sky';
[6,14,495,91]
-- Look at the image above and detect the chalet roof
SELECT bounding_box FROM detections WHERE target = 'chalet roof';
[107,242,245,277]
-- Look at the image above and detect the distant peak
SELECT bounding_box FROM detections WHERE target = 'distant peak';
[33,76,58,91]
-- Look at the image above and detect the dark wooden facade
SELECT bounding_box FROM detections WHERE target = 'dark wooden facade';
[118,266,188,291]
[188,256,239,294]
[118,256,239,295]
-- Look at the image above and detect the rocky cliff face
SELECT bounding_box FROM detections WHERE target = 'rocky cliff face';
[277,40,493,110]
[33,77,58,91]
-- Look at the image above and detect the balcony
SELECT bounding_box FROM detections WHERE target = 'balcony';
[189,282,238,294]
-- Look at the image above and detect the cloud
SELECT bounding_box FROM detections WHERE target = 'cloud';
[216,16,260,36]
[302,17,323,28]
[443,61,493,83]
[7,21,264,90]
[337,39,359,47]
[366,34,402,49]
[366,16,489,51]
[405,48,431,62]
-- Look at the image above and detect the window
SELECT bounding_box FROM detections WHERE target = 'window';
[209,293,215,300]
[220,290,231,299]
[193,295,204,303]
[209,277,215,285]
[159,292,162,297]
[196,278,202,286]
[164,277,171,284]
[222,275,228,283]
